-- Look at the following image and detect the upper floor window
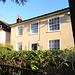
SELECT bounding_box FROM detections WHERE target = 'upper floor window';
[48,17,60,32]
[17,26,23,36]
[30,23,38,34]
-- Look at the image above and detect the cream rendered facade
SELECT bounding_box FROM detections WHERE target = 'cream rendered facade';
[11,8,74,50]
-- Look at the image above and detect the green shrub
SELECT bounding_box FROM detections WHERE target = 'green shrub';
[0,43,13,50]
[0,47,75,75]
[5,43,13,50]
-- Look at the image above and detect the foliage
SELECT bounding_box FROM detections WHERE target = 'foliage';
[0,43,13,50]
[5,43,13,50]
[0,47,75,74]
[0,0,27,5]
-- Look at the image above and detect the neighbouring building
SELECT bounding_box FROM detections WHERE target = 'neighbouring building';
[10,7,74,51]
[0,20,11,44]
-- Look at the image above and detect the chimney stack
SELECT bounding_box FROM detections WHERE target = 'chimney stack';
[17,15,22,23]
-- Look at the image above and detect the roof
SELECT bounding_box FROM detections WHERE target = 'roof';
[0,20,9,26]
[0,20,11,32]
[10,7,70,26]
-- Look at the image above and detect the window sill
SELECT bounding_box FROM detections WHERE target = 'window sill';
[29,33,39,35]
[16,35,24,37]
[46,30,60,33]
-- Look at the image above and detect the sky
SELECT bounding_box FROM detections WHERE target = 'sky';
[0,0,69,24]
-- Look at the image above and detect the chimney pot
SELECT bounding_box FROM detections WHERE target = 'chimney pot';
[17,15,22,23]
[18,15,20,19]
[20,17,22,20]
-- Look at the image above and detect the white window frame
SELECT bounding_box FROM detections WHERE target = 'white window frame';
[48,39,61,50]
[16,25,24,36]
[16,42,22,51]
[30,21,39,34]
[48,15,61,32]
[29,42,38,50]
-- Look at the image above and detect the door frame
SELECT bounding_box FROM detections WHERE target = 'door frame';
[29,42,38,50]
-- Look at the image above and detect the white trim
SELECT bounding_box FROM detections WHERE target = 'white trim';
[16,25,24,36]
[29,42,31,50]
[29,42,38,50]
[16,43,18,51]
[48,15,61,32]
[30,21,39,34]
[48,38,61,50]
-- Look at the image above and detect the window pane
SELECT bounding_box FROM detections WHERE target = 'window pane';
[56,17,59,24]
[49,40,60,50]
[49,20,52,25]
[56,24,60,30]
[31,23,38,33]
[31,29,38,33]
[17,42,22,51]
[49,17,60,31]
[18,26,23,35]
[31,23,38,29]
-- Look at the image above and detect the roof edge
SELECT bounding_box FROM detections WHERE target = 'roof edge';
[10,7,69,26]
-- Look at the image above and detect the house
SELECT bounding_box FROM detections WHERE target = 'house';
[10,7,74,51]
[0,20,11,44]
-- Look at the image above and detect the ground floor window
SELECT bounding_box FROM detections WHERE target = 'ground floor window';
[16,42,22,51]
[48,39,60,50]
[30,42,38,50]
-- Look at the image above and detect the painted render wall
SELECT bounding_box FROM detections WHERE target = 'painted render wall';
[11,11,74,50]
[6,31,11,43]
[0,30,10,44]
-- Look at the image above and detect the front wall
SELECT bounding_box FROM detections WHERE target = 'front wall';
[0,30,6,44]
[0,30,11,44]
[11,12,74,50]
[0,30,2,43]
[6,32,11,43]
